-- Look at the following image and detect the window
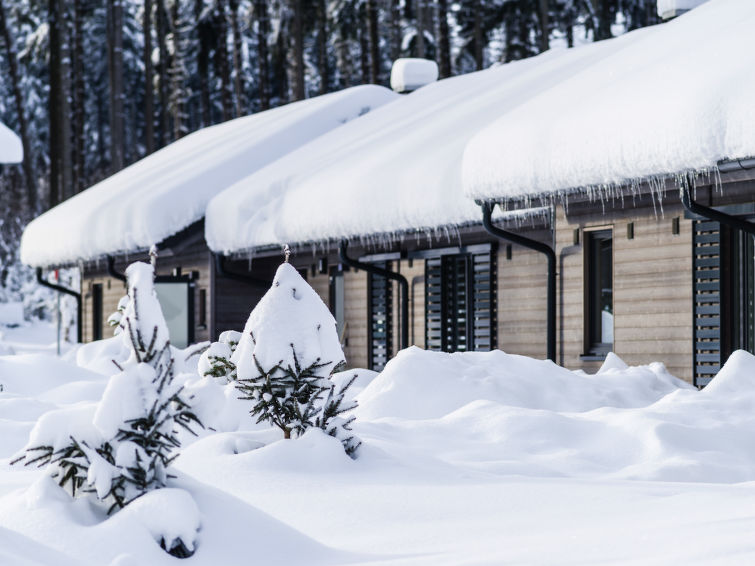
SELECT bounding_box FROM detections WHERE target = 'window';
[198,288,207,329]
[425,247,496,353]
[585,229,613,356]
[329,267,346,344]
[92,283,103,341]
[154,281,194,349]
[367,263,392,371]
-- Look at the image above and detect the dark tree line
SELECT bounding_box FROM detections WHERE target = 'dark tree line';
[0,0,660,225]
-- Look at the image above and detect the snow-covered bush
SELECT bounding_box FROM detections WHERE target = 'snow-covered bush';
[233,262,360,456]
[197,330,241,381]
[15,262,201,529]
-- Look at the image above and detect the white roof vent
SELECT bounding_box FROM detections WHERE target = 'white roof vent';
[390,58,439,94]
[657,0,709,20]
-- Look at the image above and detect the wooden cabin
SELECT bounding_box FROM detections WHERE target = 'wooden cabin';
[201,0,755,386]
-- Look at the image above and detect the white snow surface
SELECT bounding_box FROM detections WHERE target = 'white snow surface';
[0,120,22,163]
[463,0,755,201]
[8,323,755,562]
[233,263,344,375]
[206,53,586,253]
[20,85,397,268]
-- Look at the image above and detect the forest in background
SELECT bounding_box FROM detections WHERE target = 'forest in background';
[0,0,660,289]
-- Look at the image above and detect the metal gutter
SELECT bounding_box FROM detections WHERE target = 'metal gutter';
[480,201,556,362]
[213,253,271,288]
[339,240,409,350]
[681,179,755,237]
[36,268,82,343]
[107,255,127,282]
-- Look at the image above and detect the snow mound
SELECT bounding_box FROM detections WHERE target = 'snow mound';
[390,58,439,92]
[233,263,344,375]
[117,488,200,554]
[701,349,755,397]
[356,347,688,420]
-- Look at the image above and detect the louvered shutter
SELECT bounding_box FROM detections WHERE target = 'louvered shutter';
[368,263,393,371]
[425,248,497,353]
[693,219,722,387]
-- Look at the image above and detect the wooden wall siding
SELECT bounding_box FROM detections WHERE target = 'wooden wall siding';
[81,240,213,344]
[343,268,368,369]
[555,203,694,382]
[496,235,549,360]
[82,276,127,343]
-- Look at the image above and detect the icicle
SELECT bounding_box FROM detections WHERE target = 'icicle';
[149,245,158,269]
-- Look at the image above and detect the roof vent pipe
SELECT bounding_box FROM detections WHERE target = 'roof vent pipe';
[390,58,439,94]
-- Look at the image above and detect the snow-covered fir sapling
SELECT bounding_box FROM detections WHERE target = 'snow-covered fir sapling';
[106,294,129,335]
[233,260,361,456]
[197,330,242,381]
[15,262,201,529]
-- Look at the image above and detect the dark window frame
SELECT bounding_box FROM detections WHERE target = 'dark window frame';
[92,283,103,341]
[583,227,613,358]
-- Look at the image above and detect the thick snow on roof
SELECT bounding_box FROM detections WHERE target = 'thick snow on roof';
[20,85,397,267]
[206,50,604,253]
[0,121,22,163]
[463,0,755,201]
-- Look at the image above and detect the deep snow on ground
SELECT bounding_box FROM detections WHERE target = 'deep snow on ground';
[3,326,755,564]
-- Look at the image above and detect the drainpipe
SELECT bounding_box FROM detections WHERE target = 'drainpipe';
[36,268,82,343]
[338,240,409,350]
[681,180,755,236]
[213,253,271,288]
[107,255,127,282]
[480,201,556,362]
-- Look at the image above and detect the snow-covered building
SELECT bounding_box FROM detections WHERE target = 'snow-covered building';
[0,120,23,163]
[463,0,755,386]
[20,86,398,346]
[205,0,753,384]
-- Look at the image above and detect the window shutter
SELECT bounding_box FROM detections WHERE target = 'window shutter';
[368,263,393,371]
[693,219,722,387]
[425,248,497,353]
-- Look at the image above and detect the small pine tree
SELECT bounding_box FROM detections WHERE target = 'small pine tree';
[233,262,360,456]
[106,294,129,335]
[14,262,201,516]
[197,330,241,381]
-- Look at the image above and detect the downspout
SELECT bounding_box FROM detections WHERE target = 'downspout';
[339,240,409,350]
[681,180,755,236]
[36,267,82,343]
[213,253,271,288]
[480,201,556,362]
[107,255,127,282]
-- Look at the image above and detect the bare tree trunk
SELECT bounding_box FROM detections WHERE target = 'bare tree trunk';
[157,0,171,145]
[316,0,329,95]
[291,0,305,100]
[167,0,186,139]
[437,0,451,78]
[0,0,36,211]
[473,0,483,70]
[366,0,380,84]
[388,0,400,63]
[107,0,125,173]
[358,4,369,84]
[72,0,86,191]
[214,0,234,120]
[415,0,425,58]
[539,0,549,52]
[255,0,270,110]
[195,0,211,126]
[48,0,72,206]
[144,0,155,154]
[229,0,244,116]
